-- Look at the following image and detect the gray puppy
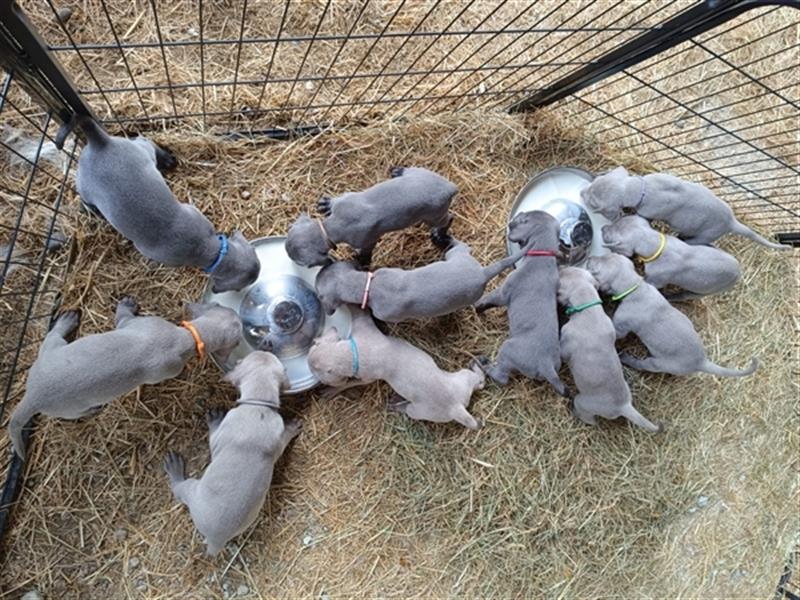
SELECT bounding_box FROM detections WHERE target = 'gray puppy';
[164,351,300,557]
[474,210,565,395]
[307,308,484,429]
[558,267,661,432]
[601,215,741,301]
[584,254,758,377]
[315,238,526,321]
[581,166,787,249]
[285,167,457,267]
[63,115,260,292]
[8,299,242,459]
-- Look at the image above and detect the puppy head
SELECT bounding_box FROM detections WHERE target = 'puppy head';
[315,261,358,316]
[210,231,260,294]
[225,350,288,392]
[307,327,352,387]
[584,254,638,294]
[508,210,560,251]
[286,214,332,267]
[184,302,242,364]
[580,166,629,221]
[601,215,652,257]
[557,266,598,305]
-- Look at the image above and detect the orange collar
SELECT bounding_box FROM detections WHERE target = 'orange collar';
[180,321,206,359]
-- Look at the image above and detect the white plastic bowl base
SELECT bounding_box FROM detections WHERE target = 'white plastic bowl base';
[202,236,351,394]
[507,167,611,265]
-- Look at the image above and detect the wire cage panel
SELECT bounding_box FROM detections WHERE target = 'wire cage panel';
[554,5,800,236]
[15,0,692,129]
[0,69,78,531]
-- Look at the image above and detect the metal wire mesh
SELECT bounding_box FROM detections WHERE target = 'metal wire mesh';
[0,69,77,529]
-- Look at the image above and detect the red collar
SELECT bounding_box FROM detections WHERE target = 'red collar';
[526,250,558,258]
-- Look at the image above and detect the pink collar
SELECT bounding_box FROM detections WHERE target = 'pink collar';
[361,272,375,309]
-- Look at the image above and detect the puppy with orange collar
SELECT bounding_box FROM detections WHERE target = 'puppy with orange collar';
[7,298,241,459]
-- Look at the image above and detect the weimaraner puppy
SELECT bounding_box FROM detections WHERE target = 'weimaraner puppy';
[285,167,457,267]
[601,215,741,301]
[315,238,526,321]
[581,166,787,249]
[584,254,758,377]
[8,299,242,459]
[307,308,483,430]
[558,267,661,432]
[58,115,260,292]
[474,210,566,395]
[164,351,301,556]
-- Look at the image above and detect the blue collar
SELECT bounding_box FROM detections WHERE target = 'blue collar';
[348,336,359,377]
[203,234,228,273]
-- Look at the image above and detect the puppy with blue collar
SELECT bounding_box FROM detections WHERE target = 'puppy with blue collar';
[59,114,260,292]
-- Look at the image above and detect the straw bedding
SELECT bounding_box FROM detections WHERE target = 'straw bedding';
[0,110,797,598]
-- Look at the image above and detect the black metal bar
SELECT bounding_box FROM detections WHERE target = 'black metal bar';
[254,0,289,116]
[282,0,331,113]
[508,0,800,112]
[149,0,179,118]
[297,0,370,124]
[44,26,651,53]
[390,0,511,117]
[75,59,586,97]
[338,0,441,122]
[227,0,249,118]
[482,0,662,112]
[775,232,800,246]
[199,0,206,130]
[316,0,407,124]
[100,0,149,120]
[576,16,794,125]
[0,0,97,123]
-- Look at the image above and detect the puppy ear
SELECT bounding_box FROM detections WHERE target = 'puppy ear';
[215,345,235,366]
[185,302,209,319]
[231,230,248,244]
[224,359,243,385]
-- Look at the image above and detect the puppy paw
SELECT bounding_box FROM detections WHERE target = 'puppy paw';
[430,228,453,250]
[284,418,303,438]
[56,309,81,333]
[388,166,405,178]
[163,451,186,482]
[386,394,409,413]
[473,355,491,370]
[317,196,332,216]
[155,145,178,172]
[117,295,139,315]
[206,408,226,429]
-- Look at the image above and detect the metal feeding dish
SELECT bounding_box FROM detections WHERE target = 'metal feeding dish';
[507,166,611,265]
[202,236,351,394]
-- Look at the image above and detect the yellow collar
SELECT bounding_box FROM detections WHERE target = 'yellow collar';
[180,321,206,359]
[638,232,666,263]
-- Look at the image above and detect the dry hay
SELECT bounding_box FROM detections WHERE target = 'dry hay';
[0,110,796,598]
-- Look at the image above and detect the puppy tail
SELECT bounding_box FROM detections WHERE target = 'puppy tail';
[55,113,109,150]
[700,357,758,378]
[731,220,790,250]
[621,405,663,433]
[452,405,481,430]
[8,399,36,460]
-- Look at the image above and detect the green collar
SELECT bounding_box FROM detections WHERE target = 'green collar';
[610,284,639,302]
[565,299,603,315]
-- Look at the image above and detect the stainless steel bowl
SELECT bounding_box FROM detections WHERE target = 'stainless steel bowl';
[239,275,324,358]
[201,236,352,394]
[507,166,611,265]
